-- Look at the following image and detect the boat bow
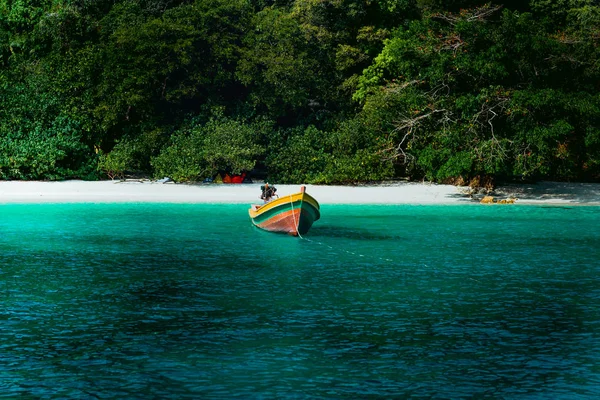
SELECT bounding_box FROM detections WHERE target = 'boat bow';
[248,186,320,236]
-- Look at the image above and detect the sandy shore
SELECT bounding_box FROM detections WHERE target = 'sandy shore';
[0,180,599,205]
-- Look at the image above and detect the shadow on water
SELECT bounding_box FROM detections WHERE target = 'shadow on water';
[308,225,400,241]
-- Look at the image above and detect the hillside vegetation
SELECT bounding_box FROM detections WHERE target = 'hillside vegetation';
[1,0,599,184]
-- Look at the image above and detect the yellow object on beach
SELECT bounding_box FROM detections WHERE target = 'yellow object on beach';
[480,196,516,204]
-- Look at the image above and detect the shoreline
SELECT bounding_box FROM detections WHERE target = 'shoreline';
[0,180,599,205]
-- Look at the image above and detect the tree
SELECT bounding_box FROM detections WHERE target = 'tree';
[354,3,600,183]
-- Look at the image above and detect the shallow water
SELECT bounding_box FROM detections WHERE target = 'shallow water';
[1,204,599,398]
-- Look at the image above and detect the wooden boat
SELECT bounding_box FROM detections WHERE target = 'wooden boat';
[248,186,320,236]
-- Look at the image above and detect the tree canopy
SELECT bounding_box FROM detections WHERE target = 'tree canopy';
[1,0,599,184]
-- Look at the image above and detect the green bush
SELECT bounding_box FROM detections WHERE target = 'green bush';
[265,124,394,184]
[97,140,137,180]
[0,116,96,180]
[98,128,169,179]
[265,126,331,183]
[151,130,206,182]
[151,117,268,182]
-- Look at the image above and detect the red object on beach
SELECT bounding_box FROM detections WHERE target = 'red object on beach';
[231,172,246,184]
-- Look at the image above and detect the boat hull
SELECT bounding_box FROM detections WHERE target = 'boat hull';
[248,188,320,236]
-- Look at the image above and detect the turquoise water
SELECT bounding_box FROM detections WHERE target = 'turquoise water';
[1,203,599,398]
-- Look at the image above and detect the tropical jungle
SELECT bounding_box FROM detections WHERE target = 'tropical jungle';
[1,0,599,185]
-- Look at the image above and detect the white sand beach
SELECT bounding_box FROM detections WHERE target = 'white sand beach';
[0,179,599,205]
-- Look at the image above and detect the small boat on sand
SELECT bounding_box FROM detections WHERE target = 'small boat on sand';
[248,186,320,236]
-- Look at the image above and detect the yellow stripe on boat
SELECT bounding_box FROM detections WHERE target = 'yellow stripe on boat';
[248,191,319,219]
[248,186,320,236]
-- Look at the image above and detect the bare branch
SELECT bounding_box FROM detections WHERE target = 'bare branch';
[468,95,511,163]
[426,81,451,97]
[384,80,421,94]
[432,4,503,26]
[393,109,447,133]
[381,108,451,163]
[439,33,465,54]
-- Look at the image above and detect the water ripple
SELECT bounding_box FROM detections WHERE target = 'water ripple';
[0,204,598,398]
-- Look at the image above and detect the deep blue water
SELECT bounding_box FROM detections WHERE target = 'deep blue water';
[1,203,599,398]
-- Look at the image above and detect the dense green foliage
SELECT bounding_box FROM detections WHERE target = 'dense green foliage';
[1,0,599,184]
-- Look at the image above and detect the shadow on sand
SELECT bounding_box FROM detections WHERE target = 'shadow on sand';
[444,182,600,205]
[494,182,600,204]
